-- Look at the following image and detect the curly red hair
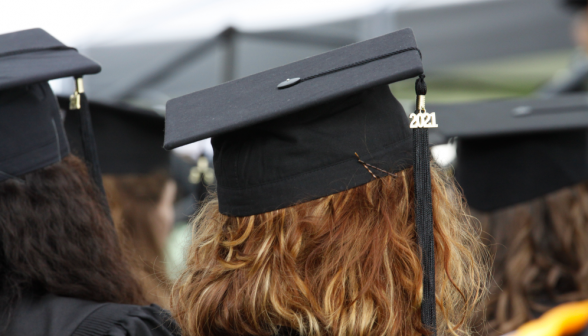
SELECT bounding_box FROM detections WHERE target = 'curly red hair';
[172,164,488,336]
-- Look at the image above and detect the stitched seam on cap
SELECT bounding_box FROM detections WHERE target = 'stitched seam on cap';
[0,46,77,59]
[217,136,411,191]
[299,47,421,83]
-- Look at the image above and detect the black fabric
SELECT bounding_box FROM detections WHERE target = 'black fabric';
[413,76,436,335]
[80,93,107,196]
[456,129,588,211]
[60,98,168,175]
[212,85,413,216]
[164,28,422,150]
[4,294,104,336]
[68,301,132,336]
[0,28,100,90]
[0,28,101,184]
[62,93,113,223]
[296,46,422,83]
[0,82,69,182]
[429,94,588,211]
[0,45,76,58]
[165,28,422,216]
[428,93,588,145]
[3,294,181,336]
[72,303,180,336]
[563,0,587,9]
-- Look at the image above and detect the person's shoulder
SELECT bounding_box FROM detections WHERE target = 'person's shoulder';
[72,301,181,336]
[4,294,108,336]
[4,294,180,336]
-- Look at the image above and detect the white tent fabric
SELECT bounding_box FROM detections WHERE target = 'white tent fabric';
[1,0,181,46]
[91,0,497,46]
[2,0,495,47]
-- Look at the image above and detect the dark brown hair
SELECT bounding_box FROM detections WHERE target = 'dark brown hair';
[171,165,489,336]
[0,155,145,325]
[103,172,172,308]
[473,181,588,336]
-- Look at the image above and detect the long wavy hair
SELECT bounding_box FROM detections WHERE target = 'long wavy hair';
[473,181,588,336]
[171,164,489,336]
[0,155,145,327]
[103,172,173,308]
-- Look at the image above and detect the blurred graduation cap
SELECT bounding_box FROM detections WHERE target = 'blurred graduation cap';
[58,98,169,175]
[562,0,587,10]
[0,28,101,184]
[165,28,439,333]
[429,94,588,211]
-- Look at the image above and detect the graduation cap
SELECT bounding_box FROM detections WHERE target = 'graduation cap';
[429,94,588,211]
[562,0,587,9]
[57,98,169,175]
[165,28,439,333]
[0,28,101,185]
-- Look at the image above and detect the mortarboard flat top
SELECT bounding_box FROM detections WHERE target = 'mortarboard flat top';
[58,98,169,175]
[164,28,423,216]
[429,93,588,145]
[0,28,101,91]
[164,28,422,150]
[429,94,588,211]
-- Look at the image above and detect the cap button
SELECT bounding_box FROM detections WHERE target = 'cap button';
[277,77,301,89]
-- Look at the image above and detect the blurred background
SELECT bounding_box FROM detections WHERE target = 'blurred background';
[3,0,583,277]
[3,0,579,108]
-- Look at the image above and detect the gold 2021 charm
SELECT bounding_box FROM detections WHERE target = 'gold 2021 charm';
[410,95,438,129]
[409,111,438,129]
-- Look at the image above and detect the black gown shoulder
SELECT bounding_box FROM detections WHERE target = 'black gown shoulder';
[4,294,181,336]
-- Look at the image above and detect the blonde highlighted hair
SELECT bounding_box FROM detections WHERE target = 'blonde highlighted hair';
[171,164,488,336]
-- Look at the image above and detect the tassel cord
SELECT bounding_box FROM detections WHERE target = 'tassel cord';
[67,87,113,225]
[413,74,437,335]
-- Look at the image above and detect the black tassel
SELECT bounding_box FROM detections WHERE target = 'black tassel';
[67,77,112,224]
[413,74,436,335]
[78,92,106,194]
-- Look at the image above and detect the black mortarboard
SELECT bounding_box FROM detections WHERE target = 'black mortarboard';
[562,0,588,10]
[58,98,169,175]
[0,28,100,183]
[430,94,588,211]
[165,28,439,333]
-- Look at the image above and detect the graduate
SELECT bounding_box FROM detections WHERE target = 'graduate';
[431,95,588,336]
[0,28,180,336]
[59,98,176,308]
[165,28,489,336]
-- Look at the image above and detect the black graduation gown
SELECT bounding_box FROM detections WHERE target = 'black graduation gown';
[3,294,181,336]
